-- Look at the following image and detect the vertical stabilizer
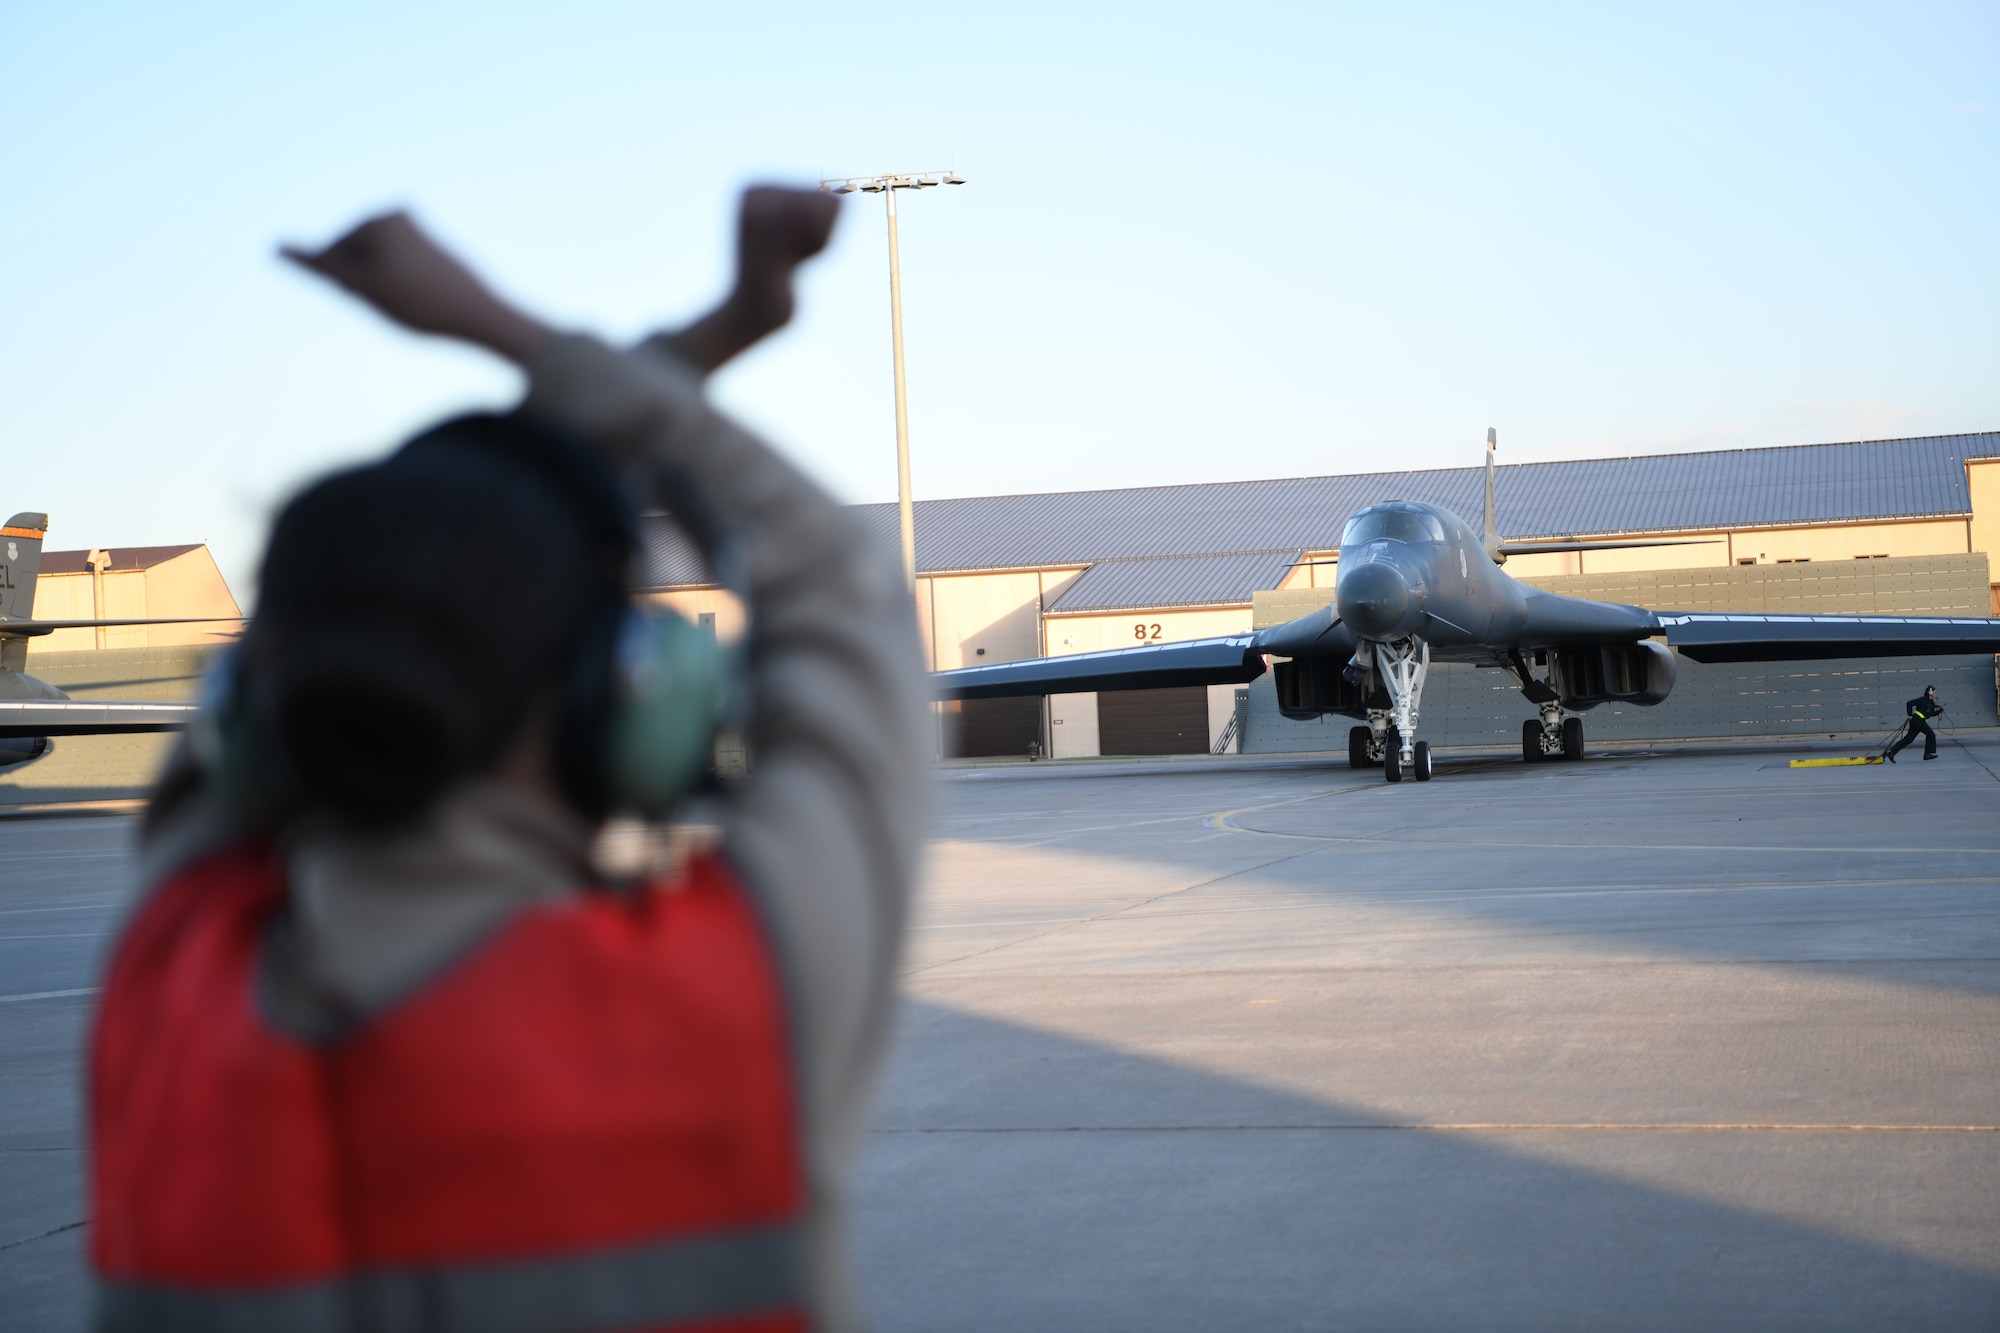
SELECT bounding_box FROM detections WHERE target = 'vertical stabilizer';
[1482,431,1503,563]
[1,513,49,671]
[1,513,48,622]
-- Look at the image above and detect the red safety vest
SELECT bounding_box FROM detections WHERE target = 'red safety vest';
[90,839,808,1332]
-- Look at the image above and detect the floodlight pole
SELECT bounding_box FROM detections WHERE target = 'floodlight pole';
[885,187,915,585]
[819,170,965,587]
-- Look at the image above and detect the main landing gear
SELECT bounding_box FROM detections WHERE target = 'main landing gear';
[1520,703,1585,762]
[1508,650,1584,764]
[1348,637,1433,783]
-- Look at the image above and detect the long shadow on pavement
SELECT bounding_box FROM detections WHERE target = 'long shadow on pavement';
[853,1000,2000,1333]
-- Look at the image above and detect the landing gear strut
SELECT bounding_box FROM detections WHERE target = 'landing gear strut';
[1357,637,1431,783]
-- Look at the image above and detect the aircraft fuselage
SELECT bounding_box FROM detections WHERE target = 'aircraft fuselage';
[1333,501,1658,659]
[1336,501,1527,645]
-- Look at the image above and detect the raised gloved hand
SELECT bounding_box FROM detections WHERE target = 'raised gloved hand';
[654,187,841,373]
[284,186,840,377]
[283,211,553,365]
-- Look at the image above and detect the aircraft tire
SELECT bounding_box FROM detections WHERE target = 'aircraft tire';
[1412,741,1432,781]
[1348,726,1373,769]
[1383,729,1403,783]
[1522,719,1542,763]
[1561,716,1585,760]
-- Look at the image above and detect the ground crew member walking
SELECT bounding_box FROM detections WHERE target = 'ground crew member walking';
[1886,685,1944,761]
[88,192,927,1332]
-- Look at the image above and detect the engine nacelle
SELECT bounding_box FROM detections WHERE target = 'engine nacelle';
[1548,640,1677,710]
[1273,659,1386,720]
[0,736,50,769]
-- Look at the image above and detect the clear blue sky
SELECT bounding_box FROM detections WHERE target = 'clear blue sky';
[3,2,1994,600]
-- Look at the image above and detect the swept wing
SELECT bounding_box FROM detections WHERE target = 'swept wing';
[0,617,240,635]
[0,699,198,738]
[933,604,2000,700]
[1659,612,2000,663]
[935,634,1269,701]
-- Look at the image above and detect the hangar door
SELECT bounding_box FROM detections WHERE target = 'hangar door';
[1098,686,1209,755]
[944,697,1043,759]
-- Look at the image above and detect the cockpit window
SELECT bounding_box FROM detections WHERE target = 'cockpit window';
[1341,508,1445,546]
[1340,512,1387,545]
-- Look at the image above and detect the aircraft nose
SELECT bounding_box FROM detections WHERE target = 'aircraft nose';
[1337,561,1416,640]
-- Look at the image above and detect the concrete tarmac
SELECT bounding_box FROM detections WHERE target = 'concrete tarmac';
[854,735,2000,1331]
[3,735,1997,1329]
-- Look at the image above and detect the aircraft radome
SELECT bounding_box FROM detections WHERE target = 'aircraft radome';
[933,436,2000,783]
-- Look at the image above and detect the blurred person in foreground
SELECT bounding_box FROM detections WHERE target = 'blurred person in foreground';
[88,189,928,1332]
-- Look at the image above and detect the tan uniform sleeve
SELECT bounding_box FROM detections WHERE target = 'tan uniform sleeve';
[522,334,929,1331]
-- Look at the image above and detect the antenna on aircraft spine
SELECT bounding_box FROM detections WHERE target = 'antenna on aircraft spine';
[1483,428,1504,563]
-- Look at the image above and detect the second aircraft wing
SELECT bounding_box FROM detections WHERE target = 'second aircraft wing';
[0,700,200,738]
[931,605,2000,702]
[934,634,1268,701]
[1658,612,2000,663]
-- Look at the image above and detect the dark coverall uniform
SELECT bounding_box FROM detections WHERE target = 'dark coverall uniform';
[1888,692,1941,760]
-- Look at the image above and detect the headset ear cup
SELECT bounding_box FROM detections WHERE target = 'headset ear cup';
[605,609,723,817]
[193,646,295,826]
[192,650,249,803]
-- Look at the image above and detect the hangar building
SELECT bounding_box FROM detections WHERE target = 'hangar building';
[650,430,2000,758]
[10,542,240,807]
[22,433,1998,773]
[29,544,241,652]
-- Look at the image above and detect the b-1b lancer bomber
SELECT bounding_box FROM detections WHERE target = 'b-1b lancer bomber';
[934,435,2000,782]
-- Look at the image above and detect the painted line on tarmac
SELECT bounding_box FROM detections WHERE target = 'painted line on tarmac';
[971,800,1333,848]
[1955,735,2000,785]
[1095,877,2000,904]
[1113,874,2000,901]
[901,847,1326,979]
[1209,820,2000,855]
[912,916,1129,931]
[1202,780,1386,833]
[0,1220,85,1254]
[874,1122,2000,1134]
[0,901,119,917]
[0,987,96,1004]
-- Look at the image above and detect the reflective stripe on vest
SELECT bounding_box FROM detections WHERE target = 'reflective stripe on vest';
[95,1221,803,1333]
[92,840,807,1332]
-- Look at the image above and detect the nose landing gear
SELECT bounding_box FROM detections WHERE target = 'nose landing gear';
[1357,638,1432,783]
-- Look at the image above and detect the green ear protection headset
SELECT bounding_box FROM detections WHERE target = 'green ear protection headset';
[560,599,727,819]
[607,605,727,814]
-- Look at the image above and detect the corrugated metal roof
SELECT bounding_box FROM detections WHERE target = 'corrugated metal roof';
[636,521,709,590]
[1045,550,1299,614]
[641,431,2000,592]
